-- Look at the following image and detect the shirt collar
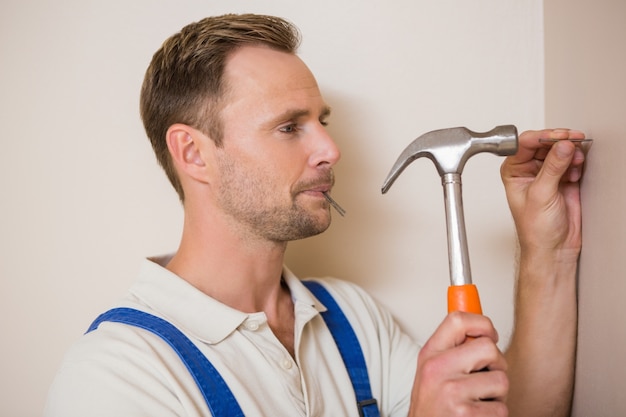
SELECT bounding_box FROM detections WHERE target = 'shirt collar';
[128,257,325,345]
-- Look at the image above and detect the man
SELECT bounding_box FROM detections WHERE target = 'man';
[45,14,588,417]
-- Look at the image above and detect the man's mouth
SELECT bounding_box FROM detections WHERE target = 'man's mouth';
[305,184,332,194]
[297,186,346,217]
[294,171,345,215]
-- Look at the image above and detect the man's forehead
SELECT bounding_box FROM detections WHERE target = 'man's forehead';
[224,45,317,90]
[221,45,326,117]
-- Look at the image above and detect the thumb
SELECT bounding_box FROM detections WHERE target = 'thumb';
[539,141,575,187]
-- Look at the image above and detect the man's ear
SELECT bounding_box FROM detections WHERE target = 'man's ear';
[166,124,210,183]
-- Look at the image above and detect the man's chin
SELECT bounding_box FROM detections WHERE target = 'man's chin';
[288,211,332,241]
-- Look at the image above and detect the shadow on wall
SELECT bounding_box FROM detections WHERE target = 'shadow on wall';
[284,89,427,286]
[285,88,518,344]
[284,88,453,331]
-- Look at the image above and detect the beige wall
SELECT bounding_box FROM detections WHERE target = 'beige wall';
[545,1,626,415]
[0,1,544,415]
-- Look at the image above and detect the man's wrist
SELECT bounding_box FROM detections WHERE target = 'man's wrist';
[517,247,579,295]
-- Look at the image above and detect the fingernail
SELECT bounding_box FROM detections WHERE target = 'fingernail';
[555,141,574,158]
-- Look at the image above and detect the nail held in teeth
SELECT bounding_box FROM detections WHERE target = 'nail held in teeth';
[323,192,346,217]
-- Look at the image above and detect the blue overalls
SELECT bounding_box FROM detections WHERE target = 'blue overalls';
[87,280,380,417]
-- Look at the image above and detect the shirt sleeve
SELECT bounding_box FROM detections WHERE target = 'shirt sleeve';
[43,323,201,417]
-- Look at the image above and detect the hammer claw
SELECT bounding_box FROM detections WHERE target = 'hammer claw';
[382,126,518,194]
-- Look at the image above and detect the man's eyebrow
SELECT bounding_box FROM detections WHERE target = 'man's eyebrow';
[270,105,332,125]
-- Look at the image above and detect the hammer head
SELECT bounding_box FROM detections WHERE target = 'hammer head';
[381,125,518,193]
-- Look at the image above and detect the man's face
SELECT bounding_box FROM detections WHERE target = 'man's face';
[211,45,341,243]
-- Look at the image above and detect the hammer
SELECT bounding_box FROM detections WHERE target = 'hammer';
[381,125,518,314]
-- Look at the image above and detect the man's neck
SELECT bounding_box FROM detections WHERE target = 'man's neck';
[166,215,297,357]
[166,212,289,314]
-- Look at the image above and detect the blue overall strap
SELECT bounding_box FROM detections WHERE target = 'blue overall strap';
[302,280,380,417]
[86,308,244,417]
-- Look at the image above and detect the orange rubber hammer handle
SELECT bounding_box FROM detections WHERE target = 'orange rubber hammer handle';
[447,284,483,314]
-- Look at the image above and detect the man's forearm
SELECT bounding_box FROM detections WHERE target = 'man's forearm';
[505,249,578,417]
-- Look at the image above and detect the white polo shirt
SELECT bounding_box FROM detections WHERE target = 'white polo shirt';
[44,258,419,416]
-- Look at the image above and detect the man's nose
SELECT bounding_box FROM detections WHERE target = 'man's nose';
[310,124,341,168]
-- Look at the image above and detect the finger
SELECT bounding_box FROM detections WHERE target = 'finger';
[500,129,553,181]
[460,400,509,417]
[448,336,507,374]
[565,147,587,182]
[467,336,508,373]
[461,369,509,402]
[504,129,547,165]
[502,128,585,175]
[423,312,499,352]
[439,397,508,417]
[508,128,574,160]
[542,128,585,142]
[418,335,507,394]
[535,140,577,191]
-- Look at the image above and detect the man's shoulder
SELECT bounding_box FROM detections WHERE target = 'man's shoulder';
[44,311,189,417]
[56,306,180,373]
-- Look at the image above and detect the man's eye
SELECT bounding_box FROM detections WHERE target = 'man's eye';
[279,124,298,133]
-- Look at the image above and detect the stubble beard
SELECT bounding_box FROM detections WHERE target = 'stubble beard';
[215,155,332,243]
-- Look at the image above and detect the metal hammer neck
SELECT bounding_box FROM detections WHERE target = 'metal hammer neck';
[442,173,472,286]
